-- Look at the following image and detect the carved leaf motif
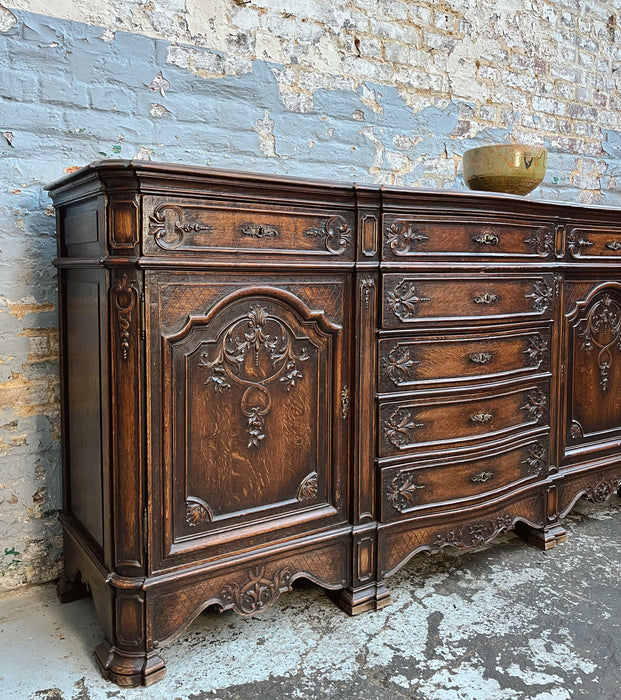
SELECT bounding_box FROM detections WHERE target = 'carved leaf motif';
[148,204,213,249]
[384,408,424,448]
[524,227,553,256]
[385,220,429,255]
[526,280,552,313]
[360,276,375,309]
[577,293,621,392]
[112,275,138,361]
[584,476,620,503]
[386,472,426,512]
[218,565,293,616]
[520,388,547,423]
[383,345,420,385]
[567,230,594,258]
[524,334,549,368]
[522,441,548,476]
[386,279,431,321]
[437,514,514,549]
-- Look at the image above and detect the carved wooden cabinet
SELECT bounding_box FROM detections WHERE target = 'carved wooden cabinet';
[48,161,621,686]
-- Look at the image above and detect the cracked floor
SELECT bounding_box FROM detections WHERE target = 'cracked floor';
[1,497,619,700]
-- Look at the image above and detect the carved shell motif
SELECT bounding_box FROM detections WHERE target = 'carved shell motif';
[217,565,293,616]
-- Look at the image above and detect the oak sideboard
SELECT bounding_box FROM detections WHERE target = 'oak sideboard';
[47,160,621,686]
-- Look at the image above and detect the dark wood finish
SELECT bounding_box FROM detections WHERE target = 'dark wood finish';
[48,161,621,686]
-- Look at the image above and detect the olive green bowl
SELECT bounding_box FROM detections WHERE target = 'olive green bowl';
[463,144,547,196]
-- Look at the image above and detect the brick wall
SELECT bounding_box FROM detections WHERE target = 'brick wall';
[1,0,620,589]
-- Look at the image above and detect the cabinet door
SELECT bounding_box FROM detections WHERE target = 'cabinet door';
[561,281,621,463]
[147,272,350,569]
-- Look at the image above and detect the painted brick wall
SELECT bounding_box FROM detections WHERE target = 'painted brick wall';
[1,0,620,589]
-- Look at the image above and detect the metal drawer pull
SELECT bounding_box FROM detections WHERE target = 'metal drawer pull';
[473,232,499,246]
[240,223,280,238]
[470,413,493,424]
[473,293,499,305]
[470,471,495,483]
[469,352,494,365]
[605,240,621,251]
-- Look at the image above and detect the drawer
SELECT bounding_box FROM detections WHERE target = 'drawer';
[142,196,355,260]
[379,381,549,458]
[380,435,550,520]
[381,273,555,328]
[383,215,554,260]
[566,225,621,260]
[378,328,552,392]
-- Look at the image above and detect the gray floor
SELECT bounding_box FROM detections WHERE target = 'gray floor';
[1,497,619,700]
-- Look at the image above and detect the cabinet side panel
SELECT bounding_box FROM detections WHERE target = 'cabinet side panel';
[65,271,104,547]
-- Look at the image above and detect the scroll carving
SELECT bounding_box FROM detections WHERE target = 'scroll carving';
[148,204,213,249]
[567,230,594,258]
[382,344,420,385]
[436,514,514,549]
[217,565,293,616]
[385,220,429,255]
[584,476,621,503]
[199,305,310,448]
[386,472,426,512]
[577,292,621,392]
[384,408,424,449]
[524,227,554,256]
[112,276,138,361]
[303,216,351,254]
[386,279,431,321]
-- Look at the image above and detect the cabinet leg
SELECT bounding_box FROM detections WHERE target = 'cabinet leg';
[515,522,568,550]
[95,640,167,687]
[56,572,91,604]
[331,582,391,616]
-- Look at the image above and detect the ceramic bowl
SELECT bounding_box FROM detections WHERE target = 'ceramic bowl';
[463,144,547,196]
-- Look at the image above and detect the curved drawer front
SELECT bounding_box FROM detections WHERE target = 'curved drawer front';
[566,226,621,260]
[379,382,549,458]
[381,274,555,328]
[380,435,550,520]
[142,196,355,260]
[378,328,552,392]
[383,216,554,260]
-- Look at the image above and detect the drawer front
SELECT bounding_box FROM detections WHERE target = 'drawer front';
[379,328,552,392]
[379,382,549,458]
[566,225,621,260]
[142,196,355,260]
[383,215,554,260]
[380,435,550,520]
[381,274,555,328]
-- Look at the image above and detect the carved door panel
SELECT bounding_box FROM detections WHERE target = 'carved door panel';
[561,281,621,464]
[148,272,350,569]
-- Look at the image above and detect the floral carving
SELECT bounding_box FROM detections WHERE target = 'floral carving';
[386,472,426,512]
[382,344,420,385]
[386,279,431,321]
[524,227,554,256]
[522,441,548,476]
[199,305,309,448]
[526,280,552,313]
[303,216,351,254]
[520,388,547,423]
[584,476,620,503]
[112,275,138,361]
[218,565,293,616]
[524,334,549,368]
[384,408,424,449]
[578,293,621,392]
[148,204,213,249]
[385,220,429,255]
[436,514,514,550]
[360,276,375,309]
[296,472,318,501]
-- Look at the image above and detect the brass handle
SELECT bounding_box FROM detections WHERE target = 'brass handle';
[473,293,499,305]
[240,223,280,238]
[605,240,621,251]
[470,471,495,483]
[469,352,494,365]
[473,232,499,246]
[470,413,493,424]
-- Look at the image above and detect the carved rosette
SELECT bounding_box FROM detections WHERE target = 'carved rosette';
[217,565,293,617]
[199,305,309,448]
[524,227,554,256]
[112,276,138,361]
[386,279,431,321]
[524,334,549,368]
[577,293,621,392]
[436,514,514,550]
[386,472,426,512]
[148,204,213,249]
[584,476,621,503]
[382,344,420,386]
[296,472,318,501]
[384,408,424,449]
[303,216,351,254]
[520,388,547,423]
[526,280,552,313]
[385,220,429,255]
[522,441,548,476]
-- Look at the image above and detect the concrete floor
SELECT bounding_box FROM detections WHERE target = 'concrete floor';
[1,497,619,700]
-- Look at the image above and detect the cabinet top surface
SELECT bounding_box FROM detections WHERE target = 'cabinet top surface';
[46,159,621,218]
